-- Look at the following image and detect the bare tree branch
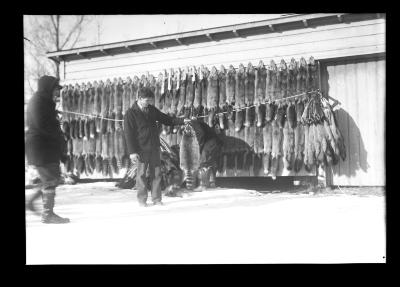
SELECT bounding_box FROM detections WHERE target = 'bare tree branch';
[25,15,99,84]
[60,15,85,49]
[50,15,57,32]
[69,26,83,48]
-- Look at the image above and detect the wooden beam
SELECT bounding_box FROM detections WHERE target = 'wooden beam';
[206,33,214,41]
[76,52,86,59]
[47,13,354,61]
[150,42,157,48]
[175,38,183,45]
[232,30,240,37]
[51,56,62,63]
[268,24,274,32]
[124,45,134,52]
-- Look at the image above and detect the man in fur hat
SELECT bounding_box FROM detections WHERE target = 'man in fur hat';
[25,75,69,224]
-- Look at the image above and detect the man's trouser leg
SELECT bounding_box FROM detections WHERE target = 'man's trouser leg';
[26,187,42,214]
[151,166,162,203]
[36,163,70,224]
[135,161,148,205]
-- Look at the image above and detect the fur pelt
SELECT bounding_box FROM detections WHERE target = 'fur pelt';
[131,76,140,104]
[201,66,210,120]
[271,119,282,178]
[265,102,276,123]
[218,65,227,130]
[277,59,288,99]
[179,123,200,188]
[287,102,297,129]
[288,58,298,96]
[254,126,264,155]
[305,124,315,171]
[244,63,255,127]
[122,78,132,115]
[177,68,187,117]
[294,123,305,173]
[193,67,203,118]
[170,70,181,134]
[267,60,278,101]
[307,56,318,91]
[207,66,219,127]
[255,60,267,127]
[275,103,286,129]
[234,64,246,132]
[282,120,295,171]
[263,121,273,175]
[161,71,172,136]
[100,81,111,134]
[226,65,236,107]
[244,126,255,152]
[184,67,196,118]
[298,57,308,93]
[154,74,163,111]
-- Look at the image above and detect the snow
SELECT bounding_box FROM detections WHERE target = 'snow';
[25,182,386,264]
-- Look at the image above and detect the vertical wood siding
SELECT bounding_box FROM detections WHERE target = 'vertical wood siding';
[321,57,385,186]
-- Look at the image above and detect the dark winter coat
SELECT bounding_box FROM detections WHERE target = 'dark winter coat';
[25,76,65,166]
[124,102,184,158]
[190,120,223,168]
[190,120,223,154]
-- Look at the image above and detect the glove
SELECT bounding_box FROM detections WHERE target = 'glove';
[60,154,68,164]
[130,153,141,163]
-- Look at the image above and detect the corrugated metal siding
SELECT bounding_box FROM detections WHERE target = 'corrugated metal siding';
[320,57,385,186]
[61,18,385,84]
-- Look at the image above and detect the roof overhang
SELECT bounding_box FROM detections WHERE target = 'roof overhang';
[46,13,383,62]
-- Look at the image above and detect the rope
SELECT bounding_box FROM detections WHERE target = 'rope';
[58,90,321,121]
[59,110,124,122]
[179,89,321,119]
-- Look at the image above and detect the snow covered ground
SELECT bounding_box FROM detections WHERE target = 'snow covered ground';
[25,182,386,264]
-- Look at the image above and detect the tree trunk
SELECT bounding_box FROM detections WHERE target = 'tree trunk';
[55,15,60,79]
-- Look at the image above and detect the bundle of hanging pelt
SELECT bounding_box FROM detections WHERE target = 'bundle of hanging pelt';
[115,137,183,190]
[300,92,346,169]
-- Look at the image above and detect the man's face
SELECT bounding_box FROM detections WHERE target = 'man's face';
[52,88,61,103]
[138,97,152,108]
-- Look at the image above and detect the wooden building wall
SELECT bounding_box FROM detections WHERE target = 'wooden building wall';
[59,15,385,184]
[60,17,384,84]
[320,56,385,186]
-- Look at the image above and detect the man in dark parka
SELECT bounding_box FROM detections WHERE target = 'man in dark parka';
[25,75,70,224]
[190,120,223,190]
[124,87,190,206]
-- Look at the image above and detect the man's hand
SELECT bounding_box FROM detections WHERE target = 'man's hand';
[184,117,197,124]
[130,153,141,163]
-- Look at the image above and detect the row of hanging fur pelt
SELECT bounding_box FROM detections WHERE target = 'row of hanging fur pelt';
[60,56,317,135]
[60,56,347,178]
[62,130,129,177]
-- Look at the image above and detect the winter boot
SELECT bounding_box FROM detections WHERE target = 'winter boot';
[41,193,70,224]
[208,167,216,188]
[26,189,42,215]
[193,168,208,192]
